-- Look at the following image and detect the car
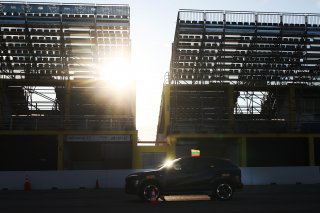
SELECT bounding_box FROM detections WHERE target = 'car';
[125,156,243,201]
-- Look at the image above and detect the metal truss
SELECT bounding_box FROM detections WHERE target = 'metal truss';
[0,2,134,131]
[170,10,320,86]
[164,10,320,134]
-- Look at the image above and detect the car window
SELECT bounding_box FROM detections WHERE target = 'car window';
[215,159,237,168]
[172,162,182,170]
[193,158,210,170]
[192,157,238,169]
[172,158,193,172]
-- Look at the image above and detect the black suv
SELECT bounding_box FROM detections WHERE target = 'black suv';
[125,156,243,201]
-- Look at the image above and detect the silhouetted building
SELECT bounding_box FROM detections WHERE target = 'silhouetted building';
[0,2,136,170]
[157,10,320,167]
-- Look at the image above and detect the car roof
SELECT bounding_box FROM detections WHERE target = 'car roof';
[180,156,229,161]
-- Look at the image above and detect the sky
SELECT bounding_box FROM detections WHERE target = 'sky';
[25,0,320,140]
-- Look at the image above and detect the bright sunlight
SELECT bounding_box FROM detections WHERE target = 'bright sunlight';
[97,57,135,90]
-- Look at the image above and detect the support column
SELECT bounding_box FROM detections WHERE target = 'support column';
[167,136,177,160]
[0,80,3,126]
[57,134,64,170]
[64,80,71,129]
[131,82,136,129]
[288,86,296,131]
[131,132,139,169]
[227,85,235,132]
[240,136,247,167]
[164,85,171,135]
[308,136,315,166]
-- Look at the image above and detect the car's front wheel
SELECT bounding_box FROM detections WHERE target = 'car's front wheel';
[139,182,160,202]
[213,182,233,201]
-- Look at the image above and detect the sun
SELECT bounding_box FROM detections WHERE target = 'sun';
[97,57,135,90]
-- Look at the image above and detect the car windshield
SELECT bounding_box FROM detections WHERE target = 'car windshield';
[159,158,181,170]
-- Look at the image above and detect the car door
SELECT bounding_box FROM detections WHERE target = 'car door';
[161,158,196,193]
[190,157,218,190]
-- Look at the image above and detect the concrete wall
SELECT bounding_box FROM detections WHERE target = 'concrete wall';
[0,167,319,190]
[241,167,320,185]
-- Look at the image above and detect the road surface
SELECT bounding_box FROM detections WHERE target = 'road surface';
[0,184,319,213]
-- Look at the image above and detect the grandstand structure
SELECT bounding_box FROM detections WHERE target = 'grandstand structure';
[157,10,320,167]
[0,2,136,170]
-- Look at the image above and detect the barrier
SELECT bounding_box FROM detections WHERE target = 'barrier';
[0,167,319,190]
[241,167,320,185]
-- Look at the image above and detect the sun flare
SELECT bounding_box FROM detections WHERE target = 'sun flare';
[162,159,174,168]
[97,58,135,90]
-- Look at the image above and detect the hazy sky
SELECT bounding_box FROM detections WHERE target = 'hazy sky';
[25,0,320,140]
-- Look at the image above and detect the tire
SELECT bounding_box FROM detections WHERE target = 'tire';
[213,182,233,201]
[139,182,160,202]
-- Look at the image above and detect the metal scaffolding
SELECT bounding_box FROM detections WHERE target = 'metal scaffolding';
[0,2,135,131]
[170,10,320,86]
[158,10,320,136]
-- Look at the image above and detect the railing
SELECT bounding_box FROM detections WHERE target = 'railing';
[163,72,170,84]
[169,118,320,134]
[137,141,168,146]
[178,10,320,25]
[0,2,130,16]
[0,115,135,131]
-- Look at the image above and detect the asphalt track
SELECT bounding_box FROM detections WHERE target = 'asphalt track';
[0,185,319,213]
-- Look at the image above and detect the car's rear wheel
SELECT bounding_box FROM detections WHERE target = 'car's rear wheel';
[139,182,160,202]
[213,182,233,201]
